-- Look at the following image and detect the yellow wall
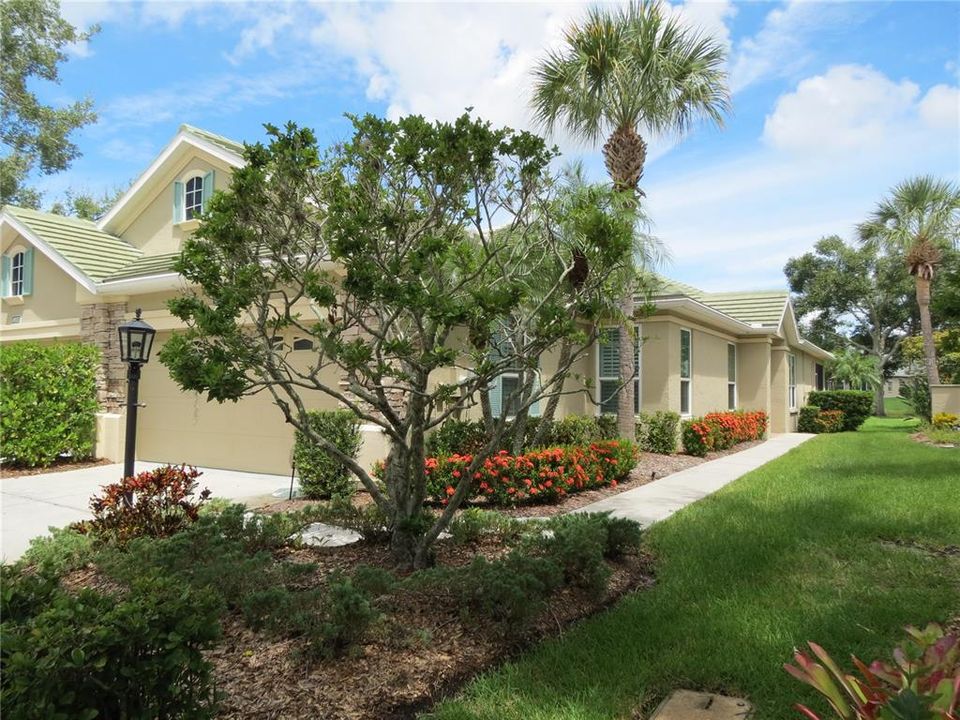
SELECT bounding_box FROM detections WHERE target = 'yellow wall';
[738,340,772,418]
[119,157,232,257]
[639,319,673,413]
[1,239,81,325]
[931,385,960,415]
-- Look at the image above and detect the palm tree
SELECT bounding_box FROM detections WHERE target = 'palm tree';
[828,347,881,391]
[530,0,729,439]
[859,176,960,389]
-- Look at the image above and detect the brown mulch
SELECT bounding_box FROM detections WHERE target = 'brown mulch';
[0,457,112,479]
[207,540,654,720]
[259,441,765,519]
[910,431,958,448]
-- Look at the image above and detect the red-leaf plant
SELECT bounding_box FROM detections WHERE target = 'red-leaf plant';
[785,623,959,720]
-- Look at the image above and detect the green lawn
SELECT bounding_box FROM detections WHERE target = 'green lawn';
[883,395,913,417]
[429,418,960,720]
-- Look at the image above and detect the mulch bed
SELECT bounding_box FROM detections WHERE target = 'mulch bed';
[206,539,654,720]
[0,457,112,479]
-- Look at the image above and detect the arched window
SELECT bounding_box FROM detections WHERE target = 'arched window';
[184,176,203,220]
[10,252,25,296]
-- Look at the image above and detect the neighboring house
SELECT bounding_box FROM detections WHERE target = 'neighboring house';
[0,125,832,476]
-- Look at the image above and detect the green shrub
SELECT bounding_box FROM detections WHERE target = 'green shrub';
[351,565,397,597]
[315,575,379,658]
[601,514,645,558]
[0,341,99,468]
[548,415,602,446]
[806,390,873,431]
[294,410,362,499]
[456,552,563,634]
[637,410,679,454]
[798,405,820,433]
[425,418,488,456]
[541,514,611,596]
[902,376,931,421]
[815,409,844,433]
[307,497,390,542]
[449,507,514,545]
[595,414,618,440]
[0,572,221,720]
[21,527,95,576]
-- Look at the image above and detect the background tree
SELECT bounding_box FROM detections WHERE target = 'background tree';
[160,116,635,569]
[1,0,97,208]
[826,347,881,391]
[784,235,913,414]
[49,186,124,221]
[901,330,960,386]
[531,0,729,439]
[859,176,960,389]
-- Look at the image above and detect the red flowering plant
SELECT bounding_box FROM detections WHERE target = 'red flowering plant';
[682,410,768,457]
[815,409,845,434]
[785,623,959,720]
[419,440,638,506]
[75,465,210,546]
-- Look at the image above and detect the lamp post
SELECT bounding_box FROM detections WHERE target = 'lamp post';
[118,308,156,480]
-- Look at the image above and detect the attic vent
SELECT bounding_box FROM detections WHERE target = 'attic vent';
[10,314,22,324]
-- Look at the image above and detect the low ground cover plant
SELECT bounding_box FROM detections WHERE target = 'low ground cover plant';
[413,439,639,505]
[0,341,99,468]
[806,390,873,431]
[293,410,363,499]
[785,623,959,720]
[932,412,959,429]
[682,410,768,457]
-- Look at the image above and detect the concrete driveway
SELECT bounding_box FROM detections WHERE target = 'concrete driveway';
[1,462,292,563]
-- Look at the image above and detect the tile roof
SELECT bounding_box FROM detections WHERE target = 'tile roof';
[180,124,245,157]
[4,205,142,281]
[101,252,180,282]
[650,275,788,328]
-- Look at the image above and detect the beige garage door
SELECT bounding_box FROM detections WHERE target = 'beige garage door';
[136,332,340,475]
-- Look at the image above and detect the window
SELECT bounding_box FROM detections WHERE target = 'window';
[680,328,692,416]
[293,338,314,351]
[727,343,737,410]
[1,248,32,297]
[788,353,797,410]
[173,170,215,223]
[185,176,203,220]
[597,326,641,415]
[10,252,24,296]
[815,363,825,391]
[270,335,284,350]
[487,331,538,419]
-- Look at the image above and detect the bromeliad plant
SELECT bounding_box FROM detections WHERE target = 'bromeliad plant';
[784,623,959,720]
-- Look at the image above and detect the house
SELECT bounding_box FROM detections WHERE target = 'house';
[1,125,832,476]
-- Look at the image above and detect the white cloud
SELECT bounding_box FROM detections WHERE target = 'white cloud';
[224,10,295,65]
[762,64,958,156]
[728,0,864,93]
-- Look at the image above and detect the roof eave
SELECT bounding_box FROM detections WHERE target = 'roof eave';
[0,211,98,293]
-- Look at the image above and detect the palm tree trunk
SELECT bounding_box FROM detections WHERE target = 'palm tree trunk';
[916,276,941,387]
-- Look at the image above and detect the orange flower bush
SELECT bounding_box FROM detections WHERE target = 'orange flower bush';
[413,440,638,506]
[682,410,768,457]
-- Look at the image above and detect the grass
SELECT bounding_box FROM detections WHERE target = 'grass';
[428,417,960,720]
[882,396,913,418]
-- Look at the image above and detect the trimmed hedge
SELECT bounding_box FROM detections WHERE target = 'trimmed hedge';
[682,410,768,457]
[636,410,679,454]
[798,405,845,434]
[293,410,362,499]
[0,342,100,467]
[806,390,872,431]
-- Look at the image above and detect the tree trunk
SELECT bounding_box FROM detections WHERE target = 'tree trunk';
[916,276,941,387]
[874,383,886,417]
[870,337,886,417]
[616,292,635,440]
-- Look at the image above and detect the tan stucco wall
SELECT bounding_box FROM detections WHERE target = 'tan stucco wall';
[638,319,673,414]
[1,239,80,325]
[119,156,232,257]
[738,339,772,418]
[931,385,960,416]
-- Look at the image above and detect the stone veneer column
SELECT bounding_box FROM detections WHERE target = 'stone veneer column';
[80,302,128,413]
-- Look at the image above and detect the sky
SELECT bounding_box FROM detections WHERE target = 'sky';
[34,0,960,292]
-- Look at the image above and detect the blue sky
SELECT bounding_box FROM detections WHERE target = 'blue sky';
[38,0,960,291]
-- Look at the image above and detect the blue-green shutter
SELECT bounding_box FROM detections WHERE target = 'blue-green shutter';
[599,329,619,377]
[488,375,502,418]
[1,255,10,297]
[202,170,215,211]
[21,248,34,295]
[173,181,184,222]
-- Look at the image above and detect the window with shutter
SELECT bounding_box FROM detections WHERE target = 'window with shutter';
[597,326,641,415]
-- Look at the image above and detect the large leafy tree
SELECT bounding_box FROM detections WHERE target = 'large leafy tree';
[1,0,97,208]
[859,176,960,388]
[160,115,635,569]
[784,235,914,414]
[530,0,729,439]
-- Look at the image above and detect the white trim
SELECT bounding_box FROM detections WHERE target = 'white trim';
[727,342,737,410]
[97,131,243,231]
[96,272,183,294]
[679,327,692,417]
[0,213,98,293]
[787,352,797,411]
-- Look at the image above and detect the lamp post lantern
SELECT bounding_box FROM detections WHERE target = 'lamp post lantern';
[118,308,156,480]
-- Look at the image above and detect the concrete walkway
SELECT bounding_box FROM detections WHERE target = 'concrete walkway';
[574,433,815,526]
[1,462,290,562]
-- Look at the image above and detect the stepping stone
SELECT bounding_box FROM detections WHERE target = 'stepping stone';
[649,690,752,720]
[298,522,362,547]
